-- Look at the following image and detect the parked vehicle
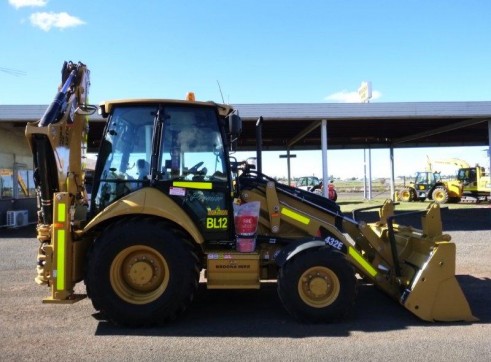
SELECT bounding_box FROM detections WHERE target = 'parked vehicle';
[24,61,475,326]
[296,176,337,201]
[296,176,321,191]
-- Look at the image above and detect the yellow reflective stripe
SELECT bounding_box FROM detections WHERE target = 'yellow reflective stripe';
[281,207,310,225]
[348,246,378,277]
[173,181,212,190]
[57,203,66,222]
[56,229,65,291]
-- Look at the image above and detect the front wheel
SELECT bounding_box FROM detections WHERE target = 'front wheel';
[85,217,199,327]
[432,187,449,204]
[399,187,415,202]
[277,248,356,323]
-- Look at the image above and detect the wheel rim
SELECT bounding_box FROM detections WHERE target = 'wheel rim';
[297,266,340,308]
[433,189,446,202]
[110,245,169,305]
[400,190,411,201]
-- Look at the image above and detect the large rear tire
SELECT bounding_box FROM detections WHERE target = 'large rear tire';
[277,248,356,323]
[85,217,199,327]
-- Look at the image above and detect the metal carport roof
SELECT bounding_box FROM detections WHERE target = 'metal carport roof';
[1,101,490,152]
[232,101,491,151]
[0,102,491,151]
[2,102,490,198]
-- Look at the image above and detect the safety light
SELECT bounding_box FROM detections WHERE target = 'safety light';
[186,92,196,101]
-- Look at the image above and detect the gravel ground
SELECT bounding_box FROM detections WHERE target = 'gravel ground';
[0,206,490,362]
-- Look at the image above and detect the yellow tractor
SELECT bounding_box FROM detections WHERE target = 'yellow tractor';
[25,61,476,326]
[398,157,465,204]
[398,171,463,204]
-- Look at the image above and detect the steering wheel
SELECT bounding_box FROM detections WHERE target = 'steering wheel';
[187,161,204,174]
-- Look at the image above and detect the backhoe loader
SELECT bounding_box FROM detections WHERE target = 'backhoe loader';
[25,61,476,326]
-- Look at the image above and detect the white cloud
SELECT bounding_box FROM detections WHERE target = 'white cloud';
[325,90,382,103]
[30,12,85,31]
[9,0,47,8]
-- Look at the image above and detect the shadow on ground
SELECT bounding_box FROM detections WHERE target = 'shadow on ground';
[94,274,489,337]
[0,224,36,238]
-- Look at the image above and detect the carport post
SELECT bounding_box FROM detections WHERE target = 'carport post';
[368,148,372,200]
[488,120,491,178]
[363,148,372,200]
[390,146,395,200]
[321,120,328,198]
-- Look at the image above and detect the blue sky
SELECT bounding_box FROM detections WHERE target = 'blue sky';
[1,0,490,178]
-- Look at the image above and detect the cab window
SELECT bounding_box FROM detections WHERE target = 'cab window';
[159,106,226,182]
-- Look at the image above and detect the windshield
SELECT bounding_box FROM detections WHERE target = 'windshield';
[159,105,225,181]
[415,172,430,184]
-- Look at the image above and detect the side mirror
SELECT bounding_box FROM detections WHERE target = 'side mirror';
[228,114,242,138]
[246,157,257,170]
[76,104,98,115]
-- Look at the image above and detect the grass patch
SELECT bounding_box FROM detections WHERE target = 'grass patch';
[336,192,487,213]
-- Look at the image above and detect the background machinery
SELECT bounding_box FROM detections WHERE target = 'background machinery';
[398,171,462,204]
[398,157,464,204]
[25,61,476,326]
[452,160,491,202]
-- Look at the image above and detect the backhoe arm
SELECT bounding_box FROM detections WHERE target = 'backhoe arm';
[25,61,95,302]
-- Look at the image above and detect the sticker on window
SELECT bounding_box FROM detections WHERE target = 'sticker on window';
[169,187,186,196]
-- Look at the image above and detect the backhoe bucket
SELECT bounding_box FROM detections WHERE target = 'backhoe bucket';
[401,241,477,322]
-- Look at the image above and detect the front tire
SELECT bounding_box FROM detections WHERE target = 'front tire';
[277,248,356,323]
[399,187,415,202]
[85,217,199,327]
[432,187,449,204]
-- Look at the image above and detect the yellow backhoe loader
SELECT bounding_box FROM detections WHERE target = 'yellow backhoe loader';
[25,61,476,326]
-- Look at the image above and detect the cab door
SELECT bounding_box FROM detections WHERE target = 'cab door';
[157,105,234,242]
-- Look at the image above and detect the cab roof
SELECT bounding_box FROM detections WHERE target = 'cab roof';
[99,98,234,118]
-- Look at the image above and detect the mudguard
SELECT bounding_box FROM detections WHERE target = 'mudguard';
[275,237,348,268]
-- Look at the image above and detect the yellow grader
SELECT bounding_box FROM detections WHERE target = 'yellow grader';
[25,61,476,326]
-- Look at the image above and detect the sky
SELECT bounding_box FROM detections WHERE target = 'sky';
[1,0,490,179]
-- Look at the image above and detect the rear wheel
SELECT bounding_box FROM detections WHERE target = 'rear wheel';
[277,248,356,323]
[85,217,199,326]
[432,187,449,204]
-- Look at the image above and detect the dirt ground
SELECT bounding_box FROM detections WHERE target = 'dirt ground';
[0,206,490,361]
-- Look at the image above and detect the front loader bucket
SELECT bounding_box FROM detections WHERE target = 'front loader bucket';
[402,241,477,322]
[355,201,477,323]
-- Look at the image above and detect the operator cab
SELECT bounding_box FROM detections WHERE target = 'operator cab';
[414,171,440,185]
[91,99,240,242]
